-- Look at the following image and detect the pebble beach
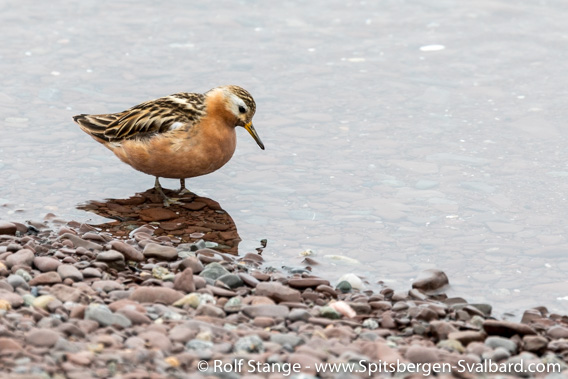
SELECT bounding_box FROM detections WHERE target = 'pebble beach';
[0,191,567,378]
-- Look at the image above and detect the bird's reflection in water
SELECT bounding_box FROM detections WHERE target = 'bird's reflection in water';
[77,188,241,255]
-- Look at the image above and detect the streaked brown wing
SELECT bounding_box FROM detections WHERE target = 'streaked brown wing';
[74,92,206,142]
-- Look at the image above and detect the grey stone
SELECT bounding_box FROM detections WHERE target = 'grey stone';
[7,274,29,291]
[223,297,242,313]
[485,336,517,354]
[270,333,304,348]
[84,304,132,328]
[216,273,243,289]
[199,262,229,281]
[287,308,311,322]
[484,346,511,361]
[234,334,264,353]
[362,319,379,330]
[186,339,213,351]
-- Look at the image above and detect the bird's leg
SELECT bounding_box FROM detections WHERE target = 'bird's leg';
[179,178,192,195]
[154,177,182,207]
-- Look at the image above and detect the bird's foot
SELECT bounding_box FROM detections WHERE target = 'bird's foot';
[162,196,184,207]
[154,177,184,207]
[178,178,194,196]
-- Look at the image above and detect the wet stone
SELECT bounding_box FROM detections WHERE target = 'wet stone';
[196,248,225,264]
[0,221,17,235]
[216,273,243,289]
[143,243,178,261]
[470,303,492,317]
[238,273,259,288]
[483,319,537,337]
[336,280,353,293]
[139,207,178,221]
[412,269,449,292]
[287,278,330,289]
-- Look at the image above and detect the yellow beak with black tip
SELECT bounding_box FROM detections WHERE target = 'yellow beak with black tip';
[244,121,265,150]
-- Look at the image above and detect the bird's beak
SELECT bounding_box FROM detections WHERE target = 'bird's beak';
[244,121,265,150]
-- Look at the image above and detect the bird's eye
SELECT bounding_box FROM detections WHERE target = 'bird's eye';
[238,105,246,114]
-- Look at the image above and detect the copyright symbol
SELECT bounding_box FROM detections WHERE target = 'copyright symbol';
[198,360,209,372]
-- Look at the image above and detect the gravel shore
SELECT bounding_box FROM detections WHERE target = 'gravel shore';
[0,192,567,378]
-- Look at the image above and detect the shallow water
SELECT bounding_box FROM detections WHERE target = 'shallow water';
[1,0,568,317]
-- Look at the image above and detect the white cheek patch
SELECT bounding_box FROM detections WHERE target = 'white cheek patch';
[228,93,247,117]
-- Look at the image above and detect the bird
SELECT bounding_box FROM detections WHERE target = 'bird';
[73,85,264,206]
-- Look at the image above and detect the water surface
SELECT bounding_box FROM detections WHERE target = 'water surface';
[1,0,568,316]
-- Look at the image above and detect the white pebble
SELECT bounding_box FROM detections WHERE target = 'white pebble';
[338,273,364,290]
